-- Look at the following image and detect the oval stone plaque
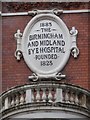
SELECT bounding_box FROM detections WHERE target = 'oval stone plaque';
[22,13,71,77]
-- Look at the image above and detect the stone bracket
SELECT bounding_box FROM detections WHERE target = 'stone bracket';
[28,9,63,15]
[28,72,66,82]
[14,29,23,61]
[70,27,79,58]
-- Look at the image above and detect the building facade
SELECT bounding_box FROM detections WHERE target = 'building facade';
[0,1,90,119]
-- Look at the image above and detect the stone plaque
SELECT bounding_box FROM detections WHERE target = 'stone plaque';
[22,13,71,77]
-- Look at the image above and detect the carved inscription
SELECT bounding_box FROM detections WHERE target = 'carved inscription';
[27,20,66,67]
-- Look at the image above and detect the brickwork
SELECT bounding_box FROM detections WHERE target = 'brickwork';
[2,2,89,91]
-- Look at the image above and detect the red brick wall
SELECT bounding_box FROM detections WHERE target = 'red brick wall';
[2,2,89,91]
